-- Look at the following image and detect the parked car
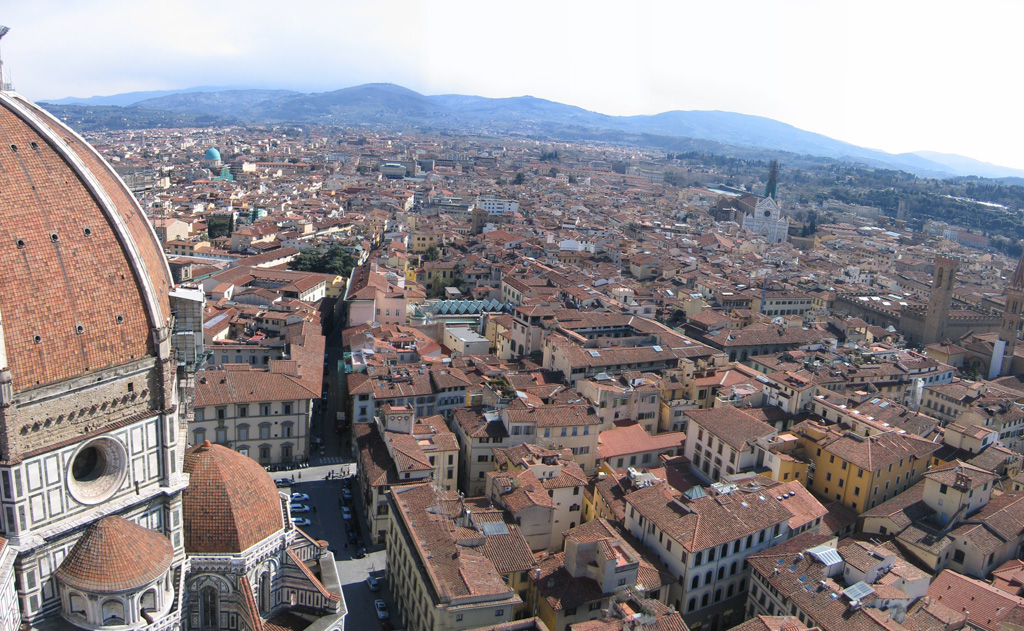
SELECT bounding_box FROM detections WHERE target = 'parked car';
[275,478,291,487]
[375,600,389,620]
[366,576,381,592]
[290,493,310,502]
[290,504,311,514]
[292,518,311,527]
[342,488,353,501]
[342,506,352,520]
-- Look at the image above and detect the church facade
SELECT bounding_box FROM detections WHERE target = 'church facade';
[741,195,789,243]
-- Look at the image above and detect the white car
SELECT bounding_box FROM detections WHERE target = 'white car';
[290,493,309,502]
[375,600,389,620]
[342,506,353,520]
[292,517,311,527]
[290,504,311,514]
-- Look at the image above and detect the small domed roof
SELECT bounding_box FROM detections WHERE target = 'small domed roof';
[204,147,221,161]
[56,516,173,593]
[182,441,284,554]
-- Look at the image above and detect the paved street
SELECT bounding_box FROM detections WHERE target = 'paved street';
[262,319,402,630]
[273,475,395,631]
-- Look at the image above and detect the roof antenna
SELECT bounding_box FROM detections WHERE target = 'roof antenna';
[0,26,10,92]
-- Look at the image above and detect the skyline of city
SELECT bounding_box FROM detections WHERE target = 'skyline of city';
[4,0,1023,171]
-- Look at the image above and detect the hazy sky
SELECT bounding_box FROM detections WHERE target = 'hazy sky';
[4,0,1020,168]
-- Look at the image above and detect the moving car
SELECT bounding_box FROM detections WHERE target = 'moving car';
[375,600,389,620]
[275,478,291,487]
[354,547,367,559]
[366,576,380,592]
[290,493,310,502]
[291,517,311,527]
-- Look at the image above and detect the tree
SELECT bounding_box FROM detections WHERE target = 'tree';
[290,246,357,278]
[513,172,526,185]
[424,245,440,261]
[206,214,234,239]
[548,167,558,178]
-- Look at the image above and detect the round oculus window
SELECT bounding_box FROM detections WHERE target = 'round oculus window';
[67,437,128,505]
[763,210,771,217]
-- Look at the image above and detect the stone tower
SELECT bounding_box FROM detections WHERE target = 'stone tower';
[765,159,779,201]
[922,255,959,346]
[993,251,1024,377]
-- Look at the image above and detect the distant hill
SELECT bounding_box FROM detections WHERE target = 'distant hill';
[46,86,236,107]
[911,151,1024,179]
[45,83,1024,179]
[133,89,300,118]
[34,103,233,132]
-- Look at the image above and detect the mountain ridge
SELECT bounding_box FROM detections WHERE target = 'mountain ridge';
[43,83,1024,179]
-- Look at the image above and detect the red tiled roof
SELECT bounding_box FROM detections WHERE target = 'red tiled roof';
[55,516,173,593]
[182,442,284,553]
[0,95,173,392]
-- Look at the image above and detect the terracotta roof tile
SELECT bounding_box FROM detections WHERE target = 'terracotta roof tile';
[55,516,172,593]
[182,441,284,553]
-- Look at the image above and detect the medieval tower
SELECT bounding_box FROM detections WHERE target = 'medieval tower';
[992,251,1024,377]
[922,255,959,346]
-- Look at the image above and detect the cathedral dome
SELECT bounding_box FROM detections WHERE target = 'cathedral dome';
[182,441,284,554]
[0,93,172,392]
[55,516,173,593]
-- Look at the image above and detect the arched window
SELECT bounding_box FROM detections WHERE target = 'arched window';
[727,583,735,598]
[936,269,944,289]
[717,567,725,581]
[688,598,697,612]
[200,586,219,630]
[141,589,157,613]
[704,570,713,585]
[691,575,700,589]
[259,571,272,613]
[701,593,709,608]
[730,561,738,576]
[102,599,125,626]
[714,588,722,603]
[69,593,86,617]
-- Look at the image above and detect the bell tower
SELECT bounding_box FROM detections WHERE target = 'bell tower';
[993,251,1024,377]
[922,255,958,346]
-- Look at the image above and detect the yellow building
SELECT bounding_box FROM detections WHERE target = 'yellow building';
[792,420,940,514]
[756,432,810,484]
[582,462,627,524]
[409,230,439,253]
